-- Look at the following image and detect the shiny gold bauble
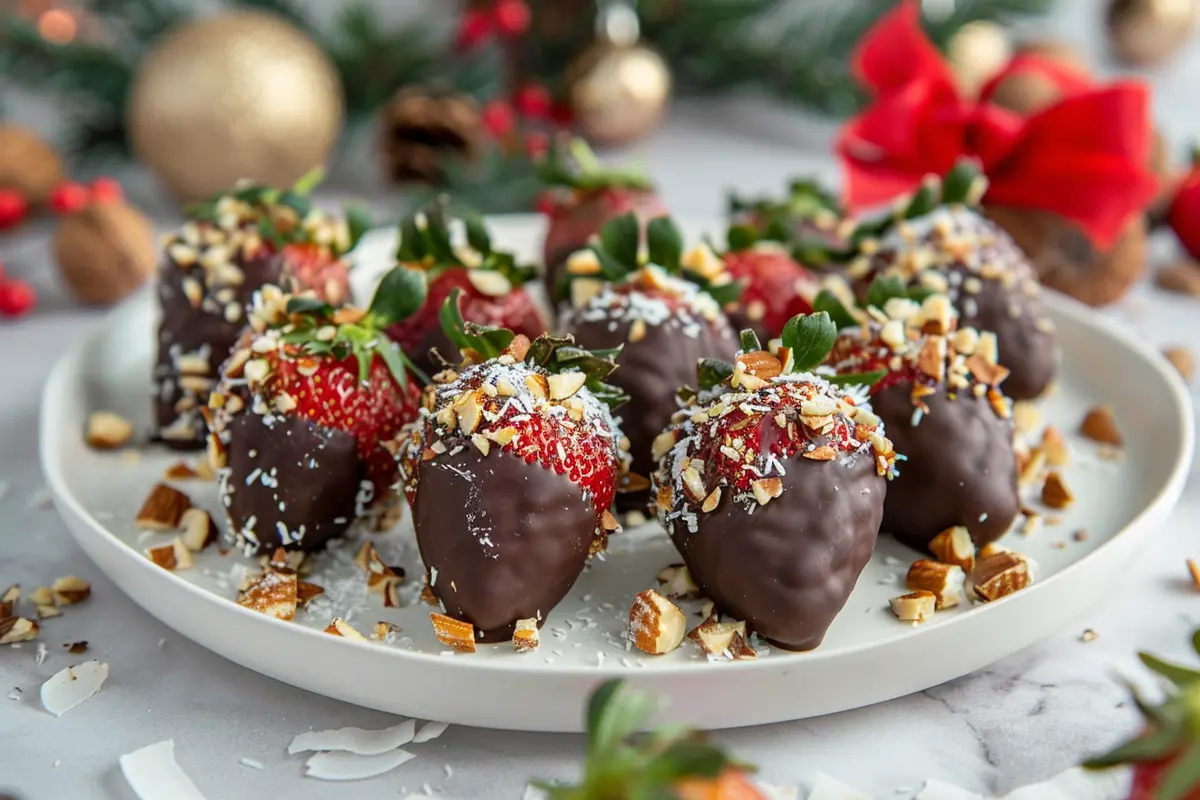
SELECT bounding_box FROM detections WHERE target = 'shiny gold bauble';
[127,10,343,202]
[567,41,672,147]
[53,201,157,306]
[1017,39,1091,75]
[0,125,63,205]
[1107,0,1199,67]
[946,21,1012,98]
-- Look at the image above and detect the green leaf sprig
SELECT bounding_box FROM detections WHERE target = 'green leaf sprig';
[438,290,629,409]
[277,265,428,388]
[535,137,655,194]
[811,273,937,334]
[397,199,538,289]
[1085,631,1200,800]
[727,177,844,260]
[558,212,742,307]
[537,679,746,800]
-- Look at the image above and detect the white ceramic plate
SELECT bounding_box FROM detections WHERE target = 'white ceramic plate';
[40,217,1194,732]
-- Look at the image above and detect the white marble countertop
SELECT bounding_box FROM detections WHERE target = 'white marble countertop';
[6,2,1200,795]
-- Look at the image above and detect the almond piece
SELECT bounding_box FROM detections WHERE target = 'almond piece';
[524,373,549,400]
[918,337,947,383]
[164,461,200,480]
[1042,471,1074,509]
[751,477,783,505]
[928,526,976,572]
[456,391,483,435]
[629,589,686,655]
[802,445,837,462]
[1011,401,1041,435]
[700,487,721,513]
[681,467,706,502]
[179,508,217,552]
[371,621,401,641]
[28,587,52,607]
[655,564,700,599]
[512,618,539,652]
[430,613,476,653]
[145,538,192,572]
[656,484,674,512]
[906,560,964,609]
[466,270,512,298]
[628,318,647,343]
[1164,347,1195,383]
[600,509,620,532]
[1,585,18,606]
[0,617,39,644]
[1188,559,1200,590]
[1156,262,1200,296]
[37,605,61,620]
[970,551,1031,601]
[1080,406,1122,446]
[1041,426,1069,467]
[86,411,135,450]
[692,619,747,657]
[1018,447,1046,489]
[737,351,783,380]
[296,581,325,608]
[51,576,90,606]
[135,483,192,531]
[651,431,677,461]
[548,371,587,401]
[570,278,604,309]
[325,617,367,640]
[890,591,936,623]
[238,570,298,620]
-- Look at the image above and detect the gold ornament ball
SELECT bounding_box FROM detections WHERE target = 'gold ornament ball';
[54,202,158,306]
[0,125,64,206]
[567,42,672,147]
[127,10,344,202]
[946,21,1012,98]
[1107,0,1199,67]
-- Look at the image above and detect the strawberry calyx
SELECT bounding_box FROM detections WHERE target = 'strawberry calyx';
[536,137,655,195]
[396,200,538,292]
[537,679,755,800]
[556,212,742,307]
[185,168,373,257]
[727,177,843,248]
[1085,632,1200,800]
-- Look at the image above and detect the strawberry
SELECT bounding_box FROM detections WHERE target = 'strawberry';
[398,293,629,641]
[719,232,818,342]
[383,204,545,373]
[208,267,427,554]
[536,137,667,298]
[1085,632,1200,800]
[651,315,896,650]
[154,169,369,449]
[557,213,740,509]
[537,679,765,800]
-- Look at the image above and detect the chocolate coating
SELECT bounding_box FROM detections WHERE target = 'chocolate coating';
[222,412,362,554]
[565,309,737,508]
[872,383,1020,551]
[153,249,281,449]
[413,446,595,642]
[666,446,885,651]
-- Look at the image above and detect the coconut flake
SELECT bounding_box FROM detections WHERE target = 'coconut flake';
[119,739,209,800]
[239,757,264,770]
[808,772,870,799]
[412,720,449,743]
[40,660,108,717]
[288,720,416,755]
[304,749,415,781]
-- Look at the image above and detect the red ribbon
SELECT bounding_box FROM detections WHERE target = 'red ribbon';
[836,1,1157,246]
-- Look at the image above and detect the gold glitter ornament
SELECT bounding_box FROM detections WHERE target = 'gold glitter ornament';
[1107,0,1199,67]
[127,10,343,202]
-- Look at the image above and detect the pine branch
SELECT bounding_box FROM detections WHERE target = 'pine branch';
[0,17,134,111]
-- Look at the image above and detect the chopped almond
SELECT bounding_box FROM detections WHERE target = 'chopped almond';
[751,478,783,505]
[629,589,686,655]
[970,551,1031,601]
[1188,559,1200,590]
[1156,262,1200,296]
[135,483,192,531]
[1011,401,1041,436]
[655,564,700,599]
[163,461,200,480]
[51,576,90,606]
[691,619,748,657]
[736,351,783,380]
[296,581,325,608]
[1041,426,1069,467]
[430,613,476,653]
[86,411,134,450]
[512,618,539,652]
[180,508,217,552]
[1042,472,1074,509]
[1164,346,1195,383]
[325,617,367,640]
[239,570,298,620]
[145,538,193,572]
[701,487,721,513]
[27,587,53,607]
[890,591,936,623]
[928,526,976,572]
[1080,406,1123,446]
[906,560,964,609]
[0,617,39,644]
[548,371,587,401]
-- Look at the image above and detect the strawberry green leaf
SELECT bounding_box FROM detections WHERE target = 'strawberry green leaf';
[291,166,325,196]
[601,212,641,272]
[646,216,683,271]
[739,329,762,353]
[1192,629,1200,657]
[526,334,576,369]
[813,289,859,330]
[463,322,515,360]
[345,203,373,252]
[1084,725,1183,769]
[1156,739,1200,800]
[695,277,742,307]
[397,216,424,262]
[639,741,728,787]
[1139,652,1200,688]
[940,159,986,207]
[587,680,660,763]
[697,358,734,391]
[828,369,887,388]
[375,340,410,388]
[726,224,758,252]
[782,312,837,372]
[865,274,907,311]
[538,137,654,193]
[464,214,492,256]
[368,267,427,328]
[286,296,334,317]
[906,284,935,304]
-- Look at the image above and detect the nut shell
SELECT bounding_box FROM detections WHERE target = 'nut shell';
[0,125,63,204]
[54,202,157,306]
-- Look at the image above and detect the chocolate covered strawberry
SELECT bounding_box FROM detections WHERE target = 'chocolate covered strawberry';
[154,170,369,448]
[557,213,740,510]
[717,225,819,342]
[1085,632,1200,800]
[537,137,667,298]
[207,267,427,554]
[824,289,1020,552]
[383,204,545,373]
[651,314,897,651]
[397,295,629,642]
[538,679,765,800]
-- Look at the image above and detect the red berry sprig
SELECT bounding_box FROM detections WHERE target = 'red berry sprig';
[0,277,35,319]
[453,0,531,51]
[0,190,29,230]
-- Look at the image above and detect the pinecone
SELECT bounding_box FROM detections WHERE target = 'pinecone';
[378,87,484,185]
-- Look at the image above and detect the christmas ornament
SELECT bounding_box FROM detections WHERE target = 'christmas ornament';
[493,0,531,36]
[378,86,483,185]
[566,1,671,146]
[983,49,1091,115]
[52,200,157,306]
[838,1,1156,307]
[0,125,63,206]
[1107,0,1199,68]
[945,21,1011,97]
[1169,151,1200,260]
[126,10,343,202]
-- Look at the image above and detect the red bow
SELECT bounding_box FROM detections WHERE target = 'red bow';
[836,1,1156,246]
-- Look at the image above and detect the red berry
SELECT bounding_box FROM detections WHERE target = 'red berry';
[89,177,124,204]
[0,280,36,318]
[514,84,552,119]
[549,101,575,128]
[50,182,90,214]
[481,101,517,140]
[492,0,530,36]
[455,8,493,51]
[524,131,550,159]
[0,190,28,230]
